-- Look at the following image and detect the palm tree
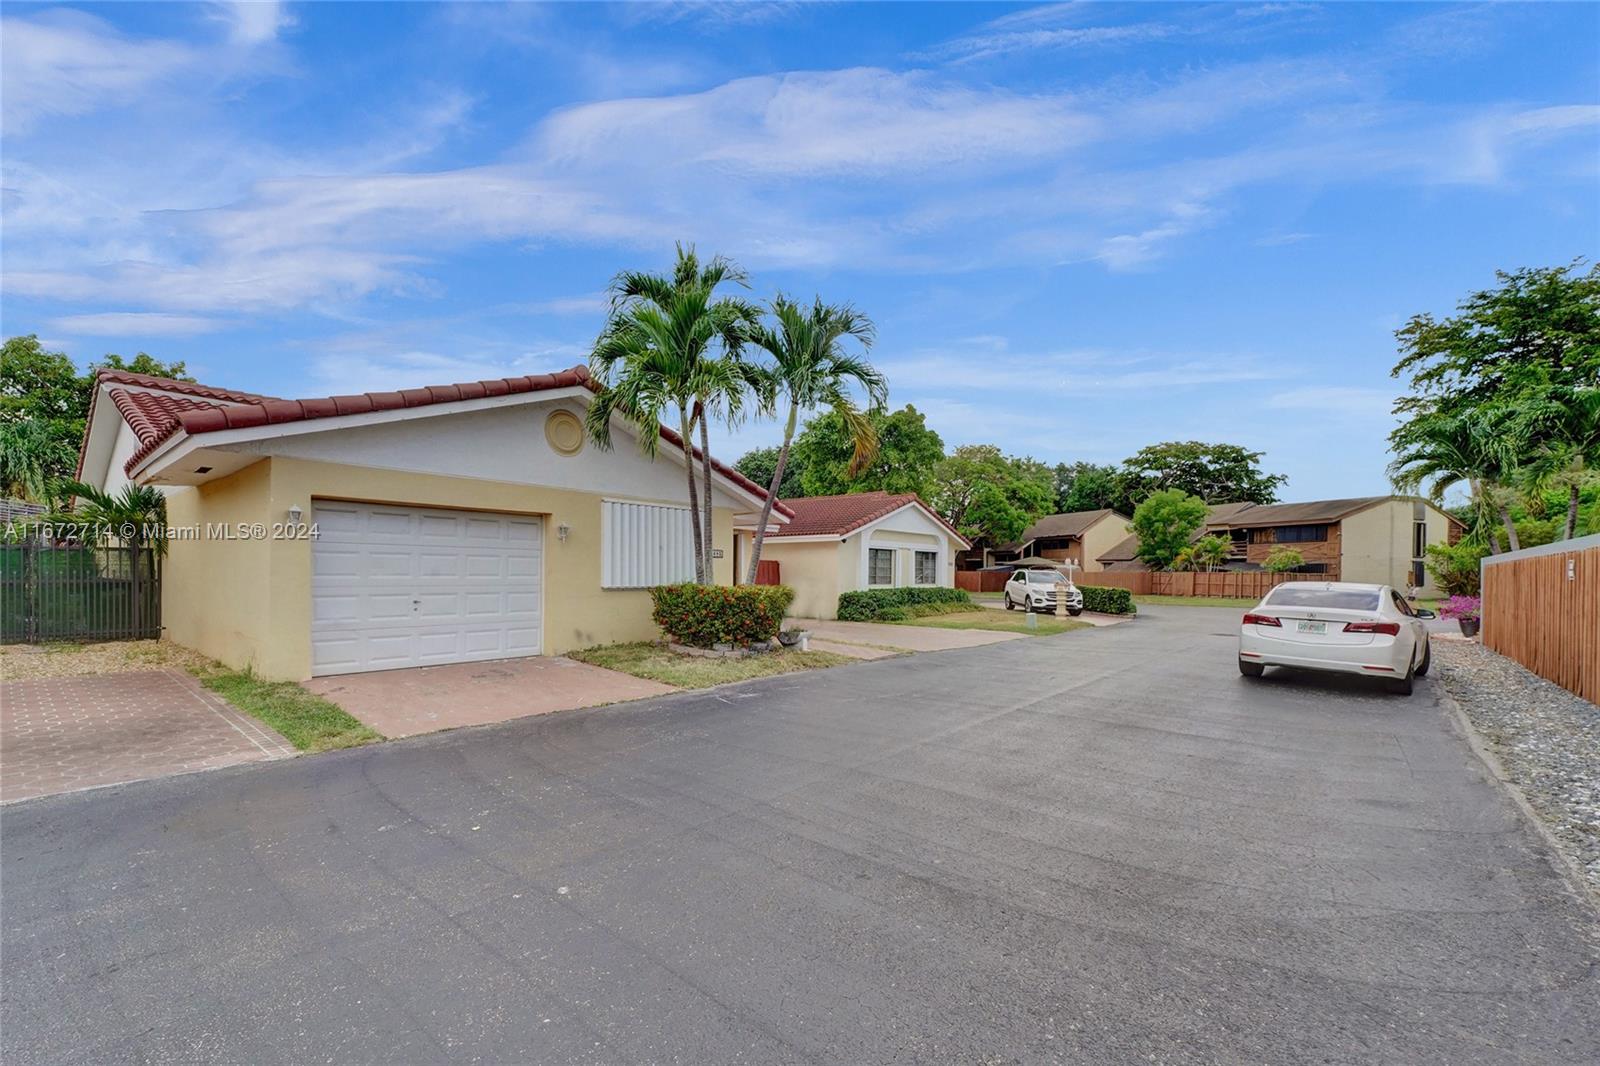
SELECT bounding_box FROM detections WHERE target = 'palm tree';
[1388,406,1523,552]
[51,481,169,553]
[1192,534,1230,572]
[1514,384,1600,540]
[586,245,760,583]
[742,297,886,583]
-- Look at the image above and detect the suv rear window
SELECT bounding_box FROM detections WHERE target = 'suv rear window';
[1266,587,1381,610]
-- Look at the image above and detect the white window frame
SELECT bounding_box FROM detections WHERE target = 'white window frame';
[601,499,696,589]
[914,550,937,585]
[867,548,895,586]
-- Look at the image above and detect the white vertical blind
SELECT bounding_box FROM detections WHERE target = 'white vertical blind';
[602,500,696,588]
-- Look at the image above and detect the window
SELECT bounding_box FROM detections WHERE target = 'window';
[601,500,695,588]
[1272,524,1329,544]
[914,551,937,585]
[868,548,894,586]
[1267,586,1380,610]
[1392,591,1414,616]
[1412,520,1427,559]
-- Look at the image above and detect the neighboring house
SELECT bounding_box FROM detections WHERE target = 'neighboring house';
[75,367,790,680]
[739,492,970,619]
[1096,495,1465,592]
[964,509,1130,574]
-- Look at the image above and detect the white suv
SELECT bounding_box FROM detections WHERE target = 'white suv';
[1004,569,1084,615]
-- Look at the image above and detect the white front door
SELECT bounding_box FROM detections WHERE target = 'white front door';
[311,501,542,676]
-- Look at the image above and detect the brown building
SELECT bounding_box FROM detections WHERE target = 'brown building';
[962,509,1131,573]
[1097,495,1465,593]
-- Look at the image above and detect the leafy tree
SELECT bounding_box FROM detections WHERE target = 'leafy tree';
[1054,461,1123,514]
[1511,382,1600,540]
[1391,261,1599,422]
[1115,441,1286,508]
[791,404,944,498]
[1261,545,1305,573]
[1191,534,1230,572]
[1,336,196,500]
[741,296,885,582]
[735,446,805,501]
[1129,489,1208,569]
[586,245,761,583]
[932,444,1053,544]
[1388,405,1525,552]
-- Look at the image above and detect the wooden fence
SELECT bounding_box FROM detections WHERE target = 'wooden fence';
[0,540,162,644]
[957,567,1323,599]
[1481,535,1600,705]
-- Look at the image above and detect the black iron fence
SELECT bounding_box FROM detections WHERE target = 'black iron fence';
[0,539,162,643]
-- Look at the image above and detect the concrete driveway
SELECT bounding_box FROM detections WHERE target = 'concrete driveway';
[303,656,675,738]
[3,606,1595,1063]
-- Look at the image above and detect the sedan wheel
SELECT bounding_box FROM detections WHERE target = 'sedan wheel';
[1068,608,1083,617]
[1238,659,1265,678]
[1004,595,1015,611]
[1415,639,1431,677]
[1386,668,1415,696]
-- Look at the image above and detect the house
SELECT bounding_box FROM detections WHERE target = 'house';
[75,367,791,680]
[1095,495,1465,593]
[962,509,1131,574]
[737,492,970,619]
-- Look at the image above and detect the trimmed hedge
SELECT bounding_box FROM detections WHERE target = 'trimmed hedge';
[837,586,972,621]
[1079,585,1136,615]
[649,583,796,647]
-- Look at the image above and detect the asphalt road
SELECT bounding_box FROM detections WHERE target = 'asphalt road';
[3,607,1596,1064]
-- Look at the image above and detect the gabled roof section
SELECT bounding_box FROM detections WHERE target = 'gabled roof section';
[1017,508,1125,542]
[94,364,791,517]
[771,491,967,545]
[1210,496,1389,527]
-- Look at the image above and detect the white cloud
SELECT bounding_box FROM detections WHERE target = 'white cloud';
[1266,386,1397,419]
[48,312,227,337]
[0,10,191,135]
[206,1,294,46]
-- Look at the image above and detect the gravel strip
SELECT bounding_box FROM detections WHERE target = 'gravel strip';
[0,640,216,682]
[1432,639,1600,899]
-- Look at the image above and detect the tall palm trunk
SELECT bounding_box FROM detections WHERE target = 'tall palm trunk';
[679,408,705,583]
[1497,501,1521,553]
[698,411,716,582]
[1565,482,1581,540]
[746,402,798,584]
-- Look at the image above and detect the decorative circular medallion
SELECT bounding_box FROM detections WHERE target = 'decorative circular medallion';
[545,409,585,456]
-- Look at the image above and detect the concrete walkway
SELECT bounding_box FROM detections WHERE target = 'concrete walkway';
[304,655,675,738]
[790,617,1024,658]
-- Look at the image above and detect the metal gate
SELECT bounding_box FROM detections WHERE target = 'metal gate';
[0,539,162,643]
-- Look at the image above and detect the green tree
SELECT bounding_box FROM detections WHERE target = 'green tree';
[932,444,1054,544]
[735,446,805,501]
[1261,545,1304,573]
[91,352,194,382]
[1054,461,1123,513]
[1191,534,1230,572]
[1388,406,1525,552]
[585,246,761,583]
[1115,441,1286,508]
[1129,489,1208,570]
[742,296,885,583]
[791,404,944,498]
[1511,382,1600,540]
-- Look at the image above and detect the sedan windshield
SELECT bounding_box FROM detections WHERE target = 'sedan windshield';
[1266,587,1381,610]
[1025,572,1066,584]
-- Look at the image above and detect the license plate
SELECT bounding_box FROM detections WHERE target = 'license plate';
[1297,620,1326,634]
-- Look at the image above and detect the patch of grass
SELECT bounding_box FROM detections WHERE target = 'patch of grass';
[886,610,1090,636]
[1134,595,1257,608]
[570,642,854,689]
[199,669,381,752]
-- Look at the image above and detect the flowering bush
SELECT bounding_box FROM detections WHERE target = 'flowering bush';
[649,583,795,648]
[1437,594,1481,621]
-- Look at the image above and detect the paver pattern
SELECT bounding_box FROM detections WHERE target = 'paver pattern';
[2,607,1596,1062]
[303,655,675,738]
[0,669,292,803]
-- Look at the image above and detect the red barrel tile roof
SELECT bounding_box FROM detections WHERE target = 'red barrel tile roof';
[770,491,966,544]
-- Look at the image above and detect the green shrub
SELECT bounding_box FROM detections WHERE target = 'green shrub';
[1424,539,1489,596]
[1079,585,1136,615]
[649,583,795,647]
[836,586,972,621]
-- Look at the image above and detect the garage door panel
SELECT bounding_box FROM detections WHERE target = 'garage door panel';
[311,502,542,676]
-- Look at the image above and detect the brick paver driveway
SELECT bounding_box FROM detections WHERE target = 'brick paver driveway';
[0,670,293,803]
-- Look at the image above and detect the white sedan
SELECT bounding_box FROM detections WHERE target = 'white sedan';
[1003,569,1084,615]
[1238,582,1435,695]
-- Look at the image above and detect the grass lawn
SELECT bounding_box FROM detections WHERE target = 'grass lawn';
[570,642,856,689]
[887,610,1090,636]
[1135,595,1257,608]
[199,670,381,752]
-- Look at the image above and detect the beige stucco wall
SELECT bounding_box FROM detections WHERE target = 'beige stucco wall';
[162,455,735,680]
[1077,513,1131,574]
[1339,499,1454,594]
[755,539,844,619]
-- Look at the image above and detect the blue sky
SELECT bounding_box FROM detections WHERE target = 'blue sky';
[3,1,1596,500]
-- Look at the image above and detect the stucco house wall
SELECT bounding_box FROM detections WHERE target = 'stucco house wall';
[1077,513,1131,574]
[1339,499,1454,594]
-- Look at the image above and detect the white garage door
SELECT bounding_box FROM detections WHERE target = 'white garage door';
[311,501,542,676]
